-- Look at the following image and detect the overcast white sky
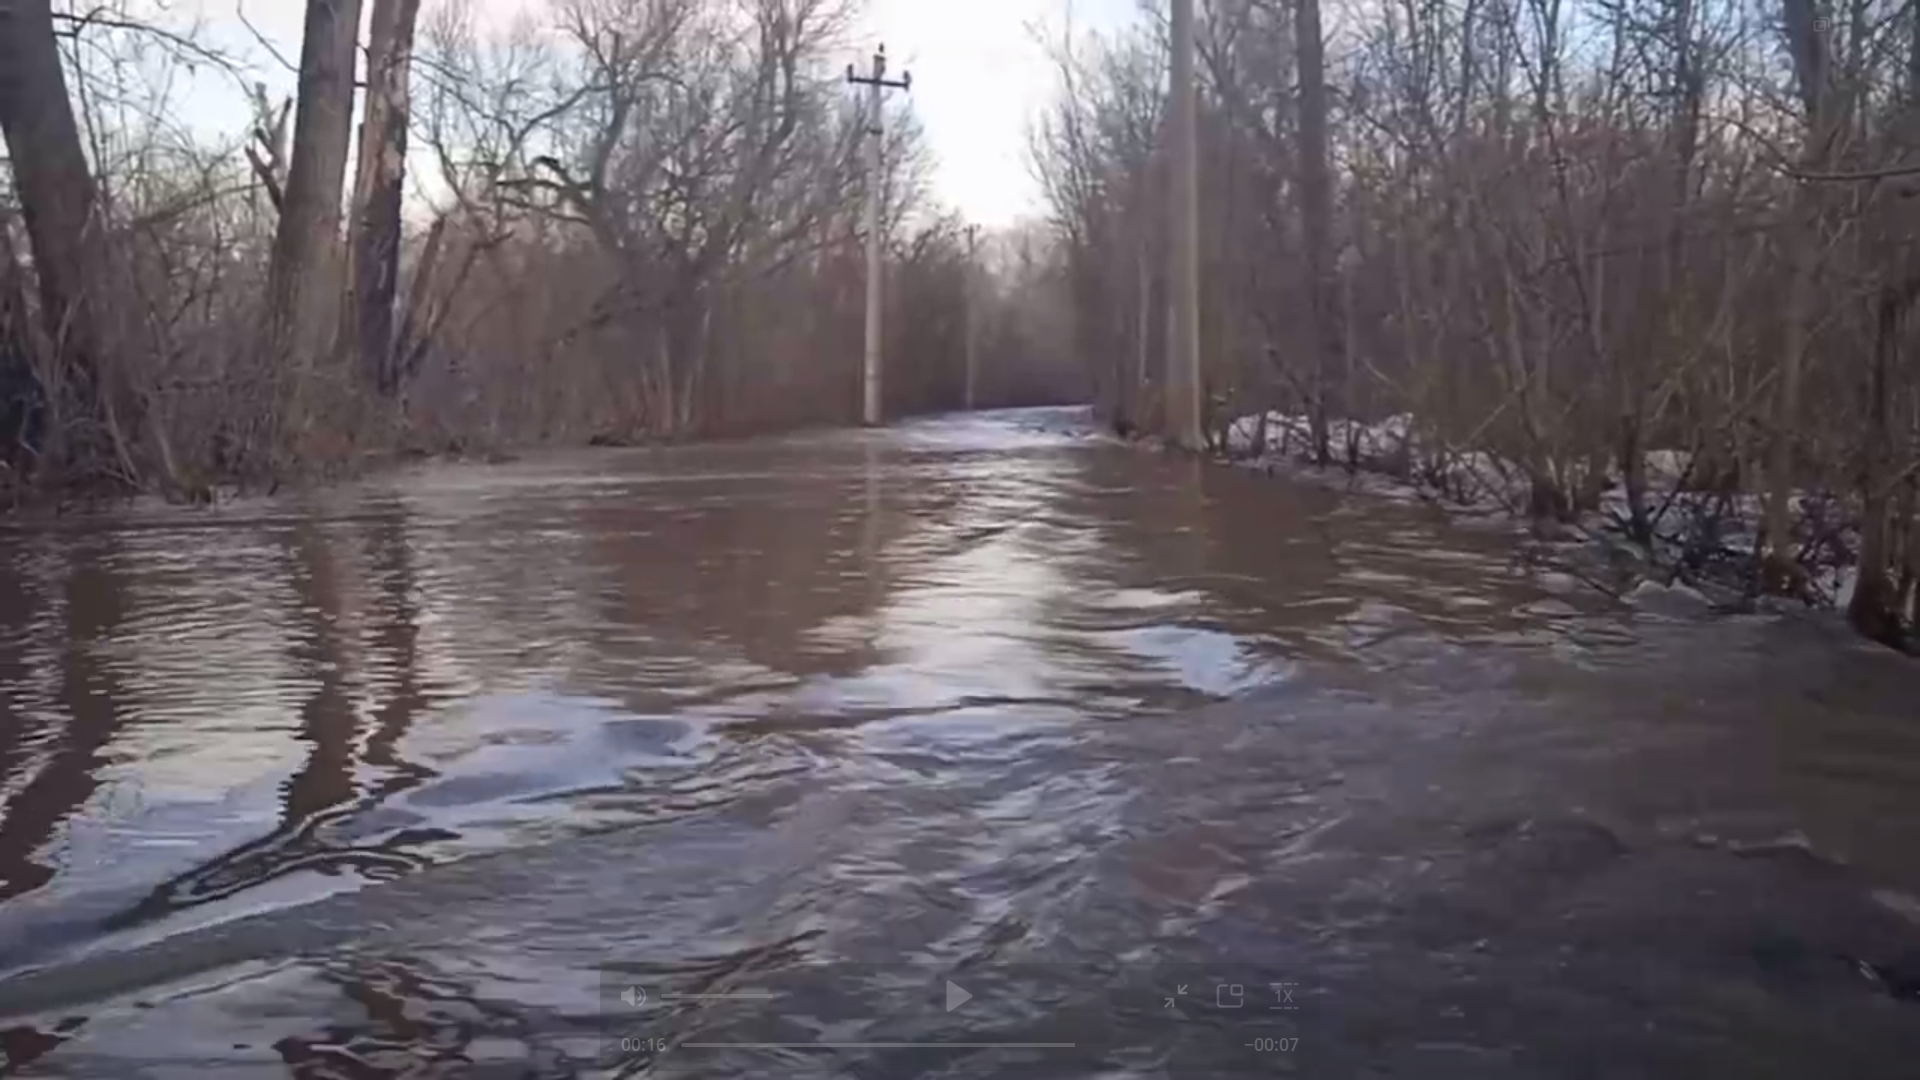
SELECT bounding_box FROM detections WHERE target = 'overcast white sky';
[859,0,1139,225]
[159,0,1143,228]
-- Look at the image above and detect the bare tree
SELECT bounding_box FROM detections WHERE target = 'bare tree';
[265,0,364,373]
[1766,0,1831,593]
[0,0,110,471]
[0,0,1043,503]
[345,0,427,394]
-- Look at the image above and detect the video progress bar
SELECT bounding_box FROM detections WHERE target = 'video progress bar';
[682,1042,1077,1049]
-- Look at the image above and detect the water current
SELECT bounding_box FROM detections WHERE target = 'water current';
[0,408,1916,1078]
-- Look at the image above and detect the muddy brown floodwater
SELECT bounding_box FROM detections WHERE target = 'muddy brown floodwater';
[0,407,1917,1079]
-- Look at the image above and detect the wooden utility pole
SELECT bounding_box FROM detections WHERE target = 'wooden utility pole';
[1295,0,1333,464]
[1166,0,1204,450]
[964,223,980,410]
[847,45,912,427]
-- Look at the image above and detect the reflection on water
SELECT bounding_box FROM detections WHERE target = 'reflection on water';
[0,538,128,904]
[0,408,1916,1076]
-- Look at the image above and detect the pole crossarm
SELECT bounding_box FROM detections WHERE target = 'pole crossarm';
[846,44,912,91]
[846,70,912,90]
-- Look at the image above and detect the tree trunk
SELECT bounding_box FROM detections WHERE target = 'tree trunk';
[1765,0,1831,595]
[1136,243,1151,407]
[0,0,107,468]
[267,0,365,371]
[1295,0,1335,466]
[1896,470,1919,632]
[1621,0,1701,548]
[1847,278,1915,646]
[1847,9,1920,645]
[391,214,449,384]
[0,223,43,469]
[344,0,425,395]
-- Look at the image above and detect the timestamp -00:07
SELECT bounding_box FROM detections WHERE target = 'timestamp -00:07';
[1247,1038,1300,1052]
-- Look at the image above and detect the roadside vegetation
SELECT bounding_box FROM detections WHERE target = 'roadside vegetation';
[1035,0,1920,651]
[0,0,1085,508]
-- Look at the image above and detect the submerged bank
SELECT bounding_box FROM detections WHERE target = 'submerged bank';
[1136,409,1919,655]
[0,410,984,517]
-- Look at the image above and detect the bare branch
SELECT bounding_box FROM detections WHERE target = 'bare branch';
[235,0,299,75]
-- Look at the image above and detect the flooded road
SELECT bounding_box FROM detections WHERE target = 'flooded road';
[0,407,1917,1077]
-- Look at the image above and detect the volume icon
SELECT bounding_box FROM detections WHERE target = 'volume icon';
[621,986,648,1008]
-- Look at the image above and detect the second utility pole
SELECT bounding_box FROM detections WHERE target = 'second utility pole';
[1166,0,1204,450]
[848,45,911,427]
[964,223,979,410]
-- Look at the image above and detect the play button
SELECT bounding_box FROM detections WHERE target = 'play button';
[945,980,973,1012]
